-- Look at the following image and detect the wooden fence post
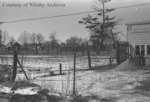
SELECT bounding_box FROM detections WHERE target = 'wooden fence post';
[73,52,76,96]
[59,63,62,75]
[17,58,29,80]
[21,55,24,65]
[109,57,112,66]
[12,50,18,82]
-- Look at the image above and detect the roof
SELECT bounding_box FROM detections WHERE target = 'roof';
[126,20,150,26]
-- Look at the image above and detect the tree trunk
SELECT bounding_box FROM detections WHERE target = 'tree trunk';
[48,44,50,55]
[35,44,38,55]
[116,41,121,64]
[100,39,104,50]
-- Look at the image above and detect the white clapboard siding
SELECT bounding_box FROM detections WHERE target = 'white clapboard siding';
[128,24,150,46]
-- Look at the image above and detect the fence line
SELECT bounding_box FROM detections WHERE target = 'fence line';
[0,55,117,95]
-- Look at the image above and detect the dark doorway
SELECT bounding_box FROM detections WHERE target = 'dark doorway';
[135,45,145,66]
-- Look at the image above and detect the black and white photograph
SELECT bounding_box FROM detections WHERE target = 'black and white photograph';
[0,0,150,102]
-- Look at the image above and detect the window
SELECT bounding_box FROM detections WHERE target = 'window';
[147,45,150,55]
[135,45,145,56]
[135,45,140,55]
[141,45,145,56]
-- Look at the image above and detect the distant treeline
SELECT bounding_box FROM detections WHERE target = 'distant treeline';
[0,31,117,55]
[0,30,128,57]
[0,39,115,55]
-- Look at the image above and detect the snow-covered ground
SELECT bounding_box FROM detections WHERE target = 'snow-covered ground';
[2,55,150,102]
[24,68,150,102]
[0,55,115,96]
[76,70,150,102]
[0,55,116,71]
[1,67,150,102]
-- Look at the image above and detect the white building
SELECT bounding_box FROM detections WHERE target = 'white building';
[127,21,150,66]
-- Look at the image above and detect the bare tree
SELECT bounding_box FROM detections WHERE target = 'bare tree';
[31,33,38,54]
[37,33,45,54]
[18,31,31,53]
[7,37,16,52]
[0,30,2,46]
[49,32,59,54]
[36,33,44,46]
[49,32,57,44]
[30,33,45,54]
[66,37,82,47]
[18,31,31,45]
[3,31,10,45]
[0,30,10,46]
[66,36,83,53]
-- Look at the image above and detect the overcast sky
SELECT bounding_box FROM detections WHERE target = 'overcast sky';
[0,0,150,42]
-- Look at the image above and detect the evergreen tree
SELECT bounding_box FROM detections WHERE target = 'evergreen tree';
[79,0,117,52]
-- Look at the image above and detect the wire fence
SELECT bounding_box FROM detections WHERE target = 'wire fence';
[0,55,116,95]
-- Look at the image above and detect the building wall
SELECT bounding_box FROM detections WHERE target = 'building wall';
[128,24,150,46]
[127,23,150,66]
